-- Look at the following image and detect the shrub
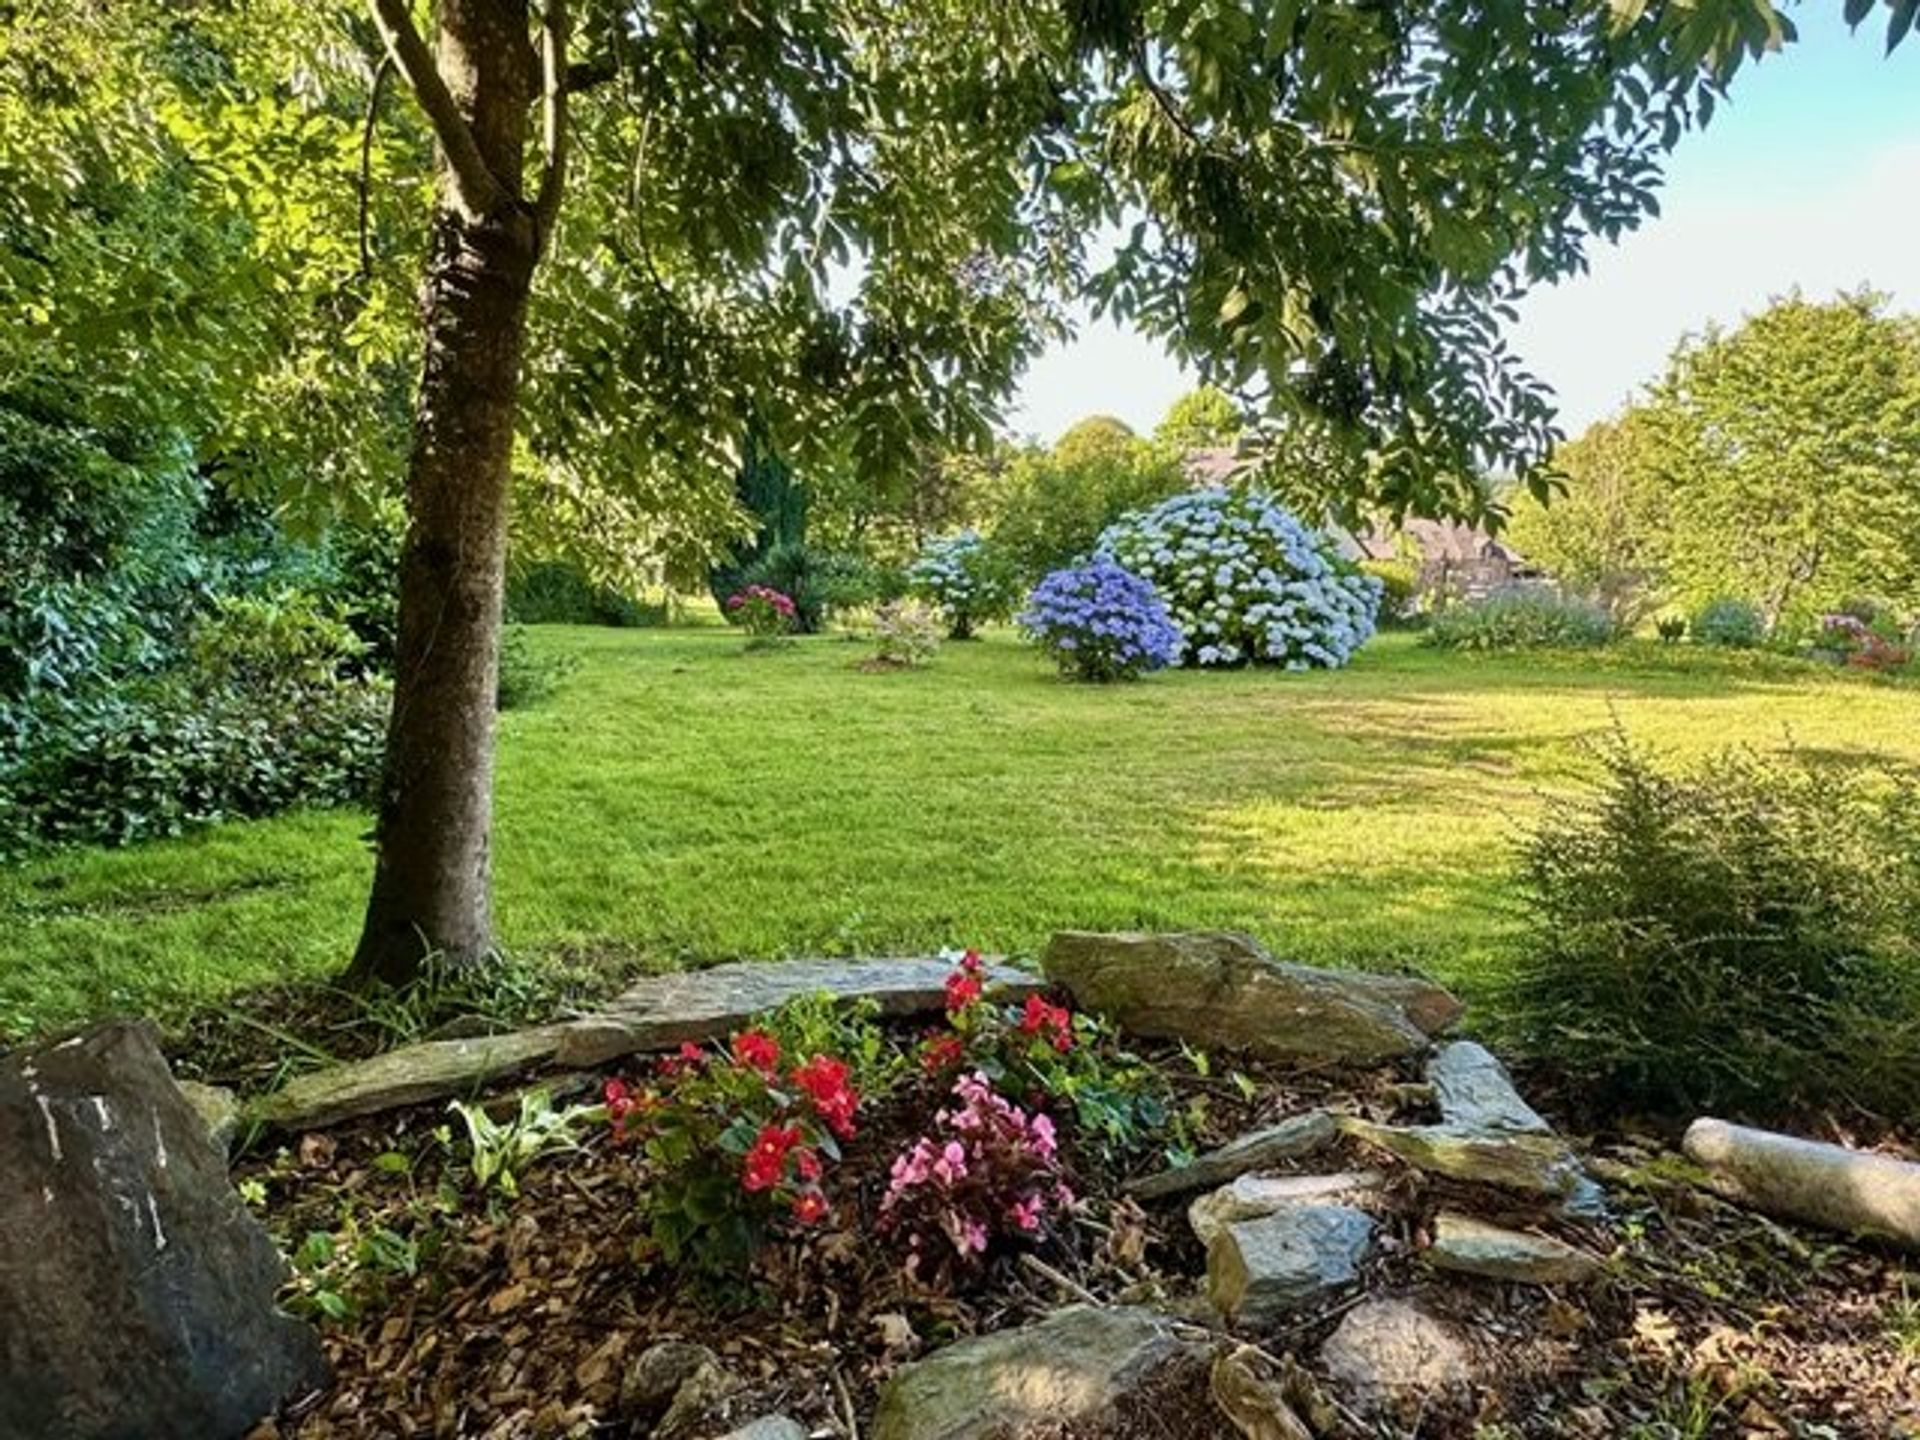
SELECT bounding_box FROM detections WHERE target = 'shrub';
[506,560,666,628]
[1018,557,1183,682]
[1691,596,1766,649]
[1359,560,1421,625]
[605,1031,861,1275]
[987,428,1188,584]
[869,600,943,668]
[1505,733,1920,1122]
[879,1071,1071,1287]
[1655,614,1687,644]
[1816,612,1912,672]
[0,589,389,856]
[1420,589,1615,651]
[725,584,798,644]
[496,625,577,710]
[907,531,1014,639]
[1097,489,1380,669]
[737,541,841,634]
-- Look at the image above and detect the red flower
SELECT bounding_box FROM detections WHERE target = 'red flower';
[792,1055,860,1140]
[959,949,984,975]
[944,970,983,1013]
[795,1147,823,1182]
[791,1190,829,1225]
[656,1041,709,1078]
[733,1030,781,1073]
[1019,995,1075,1053]
[919,1032,966,1074]
[742,1123,802,1192]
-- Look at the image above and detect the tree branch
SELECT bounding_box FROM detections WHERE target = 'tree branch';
[532,0,570,245]
[366,0,511,221]
[357,53,394,278]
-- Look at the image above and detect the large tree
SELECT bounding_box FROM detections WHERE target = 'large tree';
[17,0,1907,983]
[344,0,1917,984]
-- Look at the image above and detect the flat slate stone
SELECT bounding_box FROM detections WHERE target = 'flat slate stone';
[1189,1170,1385,1247]
[556,956,1042,1069]
[1427,1042,1551,1134]
[1428,1212,1603,1285]
[249,1026,568,1132]
[1127,1111,1338,1200]
[2,1021,328,1440]
[1042,932,1458,1066]
[1339,1116,1601,1212]
[871,1304,1198,1440]
[1207,1205,1375,1327]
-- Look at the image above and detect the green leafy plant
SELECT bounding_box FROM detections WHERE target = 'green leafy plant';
[448,1087,604,1197]
[605,1032,861,1276]
[1360,560,1421,625]
[1421,589,1616,651]
[496,624,577,710]
[1690,597,1766,649]
[284,1211,440,1324]
[1505,730,1920,1121]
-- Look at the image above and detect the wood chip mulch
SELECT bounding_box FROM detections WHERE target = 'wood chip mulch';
[238,1043,1920,1440]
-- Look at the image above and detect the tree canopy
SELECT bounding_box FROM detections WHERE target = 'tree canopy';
[1510,292,1920,629]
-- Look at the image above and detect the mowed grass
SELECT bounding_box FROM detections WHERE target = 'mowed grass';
[5,628,1918,1039]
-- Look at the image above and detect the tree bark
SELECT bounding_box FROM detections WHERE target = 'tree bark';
[347,0,538,987]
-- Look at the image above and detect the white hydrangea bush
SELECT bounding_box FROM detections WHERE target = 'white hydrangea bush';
[1097,488,1382,669]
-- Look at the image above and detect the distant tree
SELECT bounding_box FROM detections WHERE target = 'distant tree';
[990,423,1187,583]
[1506,412,1672,623]
[1647,292,1920,630]
[1154,388,1242,453]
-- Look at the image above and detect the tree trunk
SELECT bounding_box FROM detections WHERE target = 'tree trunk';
[347,0,537,987]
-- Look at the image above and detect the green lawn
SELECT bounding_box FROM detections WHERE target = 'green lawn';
[5,628,1917,1040]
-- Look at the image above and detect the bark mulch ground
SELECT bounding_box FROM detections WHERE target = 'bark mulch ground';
[239,1040,1920,1440]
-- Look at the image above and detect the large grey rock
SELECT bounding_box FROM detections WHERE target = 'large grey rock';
[619,1339,722,1422]
[1318,1300,1473,1422]
[1339,1115,1600,1211]
[557,955,1041,1069]
[1188,1171,1384,1247]
[248,1024,567,1131]
[1127,1111,1338,1200]
[1683,1117,1920,1253]
[870,1305,1197,1440]
[1041,932,1458,1064]
[1207,1205,1375,1327]
[2,1021,329,1440]
[1426,1042,1550,1134]
[1427,1212,1603,1285]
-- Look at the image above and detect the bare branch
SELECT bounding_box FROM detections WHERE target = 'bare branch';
[366,0,511,221]
[532,0,570,245]
[357,53,394,278]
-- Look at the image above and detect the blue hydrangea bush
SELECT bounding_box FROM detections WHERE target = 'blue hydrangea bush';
[1098,489,1381,669]
[1019,558,1184,682]
[906,530,1009,639]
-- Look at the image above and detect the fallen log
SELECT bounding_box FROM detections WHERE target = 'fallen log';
[1682,1118,1920,1253]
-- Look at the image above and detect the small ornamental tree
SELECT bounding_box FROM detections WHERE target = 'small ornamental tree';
[1019,558,1183,682]
[1099,490,1380,669]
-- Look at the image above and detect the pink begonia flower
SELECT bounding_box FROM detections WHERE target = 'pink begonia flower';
[1009,1193,1044,1231]
[1028,1113,1057,1159]
[959,1218,989,1253]
[933,1140,968,1183]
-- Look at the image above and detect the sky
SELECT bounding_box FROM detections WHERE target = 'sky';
[1004,10,1920,446]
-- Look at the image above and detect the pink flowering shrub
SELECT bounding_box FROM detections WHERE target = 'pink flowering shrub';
[726,584,798,642]
[1818,612,1911,672]
[604,1028,859,1275]
[879,1071,1072,1285]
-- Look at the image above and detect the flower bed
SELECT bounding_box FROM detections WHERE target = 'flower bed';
[234,953,1920,1440]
